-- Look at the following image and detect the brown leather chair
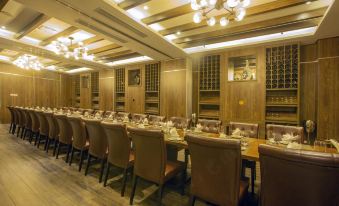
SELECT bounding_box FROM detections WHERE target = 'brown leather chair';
[148,115,166,125]
[101,122,134,196]
[44,112,59,155]
[127,127,185,205]
[259,144,339,206]
[11,107,20,136]
[22,108,32,140]
[7,106,15,134]
[67,116,89,171]
[115,112,130,121]
[16,107,26,138]
[83,118,108,183]
[130,113,147,123]
[186,134,249,206]
[54,113,73,163]
[28,109,40,144]
[230,121,259,193]
[35,110,49,149]
[266,124,304,142]
[197,119,222,133]
[169,117,191,129]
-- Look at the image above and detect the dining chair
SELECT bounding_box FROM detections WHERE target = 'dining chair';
[16,107,27,138]
[44,111,59,155]
[54,113,73,163]
[83,118,108,183]
[186,134,249,206]
[266,124,304,142]
[101,122,134,196]
[148,115,166,125]
[230,121,259,193]
[12,107,20,136]
[68,116,89,171]
[35,110,49,149]
[259,144,339,206]
[22,108,32,141]
[7,106,15,134]
[127,127,186,205]
[197,119,222,133]
[169,117,191,129]
[28,109,40,144]
[130,113,147,123]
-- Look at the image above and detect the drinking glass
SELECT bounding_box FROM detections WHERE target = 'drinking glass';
[314,140,327,152]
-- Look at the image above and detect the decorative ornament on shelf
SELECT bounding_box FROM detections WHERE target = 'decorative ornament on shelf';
[51,37,95,61]
[191,0,250,26]
[305,120,315,144]
[13,54,44,71]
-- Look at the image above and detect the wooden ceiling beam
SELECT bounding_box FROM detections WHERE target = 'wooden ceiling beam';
[118,0,151,10]
[69,36,104,49]
[159,0,313,36]
[15,14,51,39]
[94,47,129,58]
[0,0,9,11]
[88,44,121,54]
[142,4,192,25]
[103,52,140,63]
[40,26,79,46]
[100,50,134,61]
[174,8,325,46]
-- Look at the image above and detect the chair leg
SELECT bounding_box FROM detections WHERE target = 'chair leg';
[189,195,196,206]
[53,140,58,156]
[23,129,27,140]
[46,139,51,153]
[16,127,20,137]
[158,184,164,205]
[65,144,72,163]
[181,170,186,195]
[44,137,49,151]
[20,128,25,139]
[9,123,12,133]
[29,131,33,144]
[34,133,39,146]
[121,167,128,197]
[56,142,61,159]
[251,166,255,194]
[12,124,16,134]
[69,147,75,166]
[99,158,106,183]
[79,150,85,172]
[103,162,110,187]
[130,175,138,205]
[84,154,91,176]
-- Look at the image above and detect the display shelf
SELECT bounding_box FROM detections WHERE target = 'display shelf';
[145,62,160,114]
[115,68,125,111]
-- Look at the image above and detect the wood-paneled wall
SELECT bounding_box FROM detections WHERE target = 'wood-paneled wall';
[0,63,70,123]
[99,70,114,111]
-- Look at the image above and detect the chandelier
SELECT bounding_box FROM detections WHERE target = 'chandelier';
[191,0,250,26]
[51,37,94,60]
[13,54,44,70]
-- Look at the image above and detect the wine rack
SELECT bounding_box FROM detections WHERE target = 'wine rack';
[115,68,125,112]
[91,72,99,110]
[198,54,220,119]
[265,44,300,125]
[145,62,160,114]
[74,75,80,108]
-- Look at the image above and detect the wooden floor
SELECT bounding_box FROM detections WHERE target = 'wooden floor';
[0,124,257,206]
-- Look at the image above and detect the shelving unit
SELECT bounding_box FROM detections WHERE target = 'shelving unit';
[74,75,80,108]
[265,44,300,125]
[115,68,125,112]
[91,72,99,110]
[198,55,220,119]
[145,63,160,114]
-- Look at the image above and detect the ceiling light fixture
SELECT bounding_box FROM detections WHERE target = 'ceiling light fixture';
[1,26,6,29]
[143,5,149,10]
[51,37,94,60]
[306,1,312,5]
[191,0,250,26]
[13,54,44,70]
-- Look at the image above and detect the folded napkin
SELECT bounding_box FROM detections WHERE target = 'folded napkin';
[232,128,241,136]
[287,142,302,149]
[282,133,300,142]
[123,115,129,123]
[143,118,149,125]
[170,127,179,137]
[95,113,101,119]
[138,124,145,128]
[166,121,174,128]
[84,112,89,117]
[195,123,203,132]
[330,139,339,152]
[108,114,113,119]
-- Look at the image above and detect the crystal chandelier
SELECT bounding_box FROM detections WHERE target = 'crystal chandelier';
[191,0,250,26]
[13,54,44,70]
[52,37,94,60]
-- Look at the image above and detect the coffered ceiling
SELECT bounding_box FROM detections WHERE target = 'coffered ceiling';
[0,0,336,73]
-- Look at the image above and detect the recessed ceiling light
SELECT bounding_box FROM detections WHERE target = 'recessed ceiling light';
[1,26,6,29]
[143,5,149,10]
[306,1,311,5]
[176,31,181,35]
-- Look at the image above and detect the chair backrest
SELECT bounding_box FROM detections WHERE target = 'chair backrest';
[115,112,131,121]
[186,134,242,206]
[44,112,59,139]
[7,106,15,123]
[101,122,131,168]
[127,127,166,184]
[23,109,32,129]
[169,117,191,129]
[229,122,259,138]
[54,114,72,144]
[68,116,87,150]
[28,110,40,132]
[148,115,166,125]
[259,144,339,206]
[197,119,222,133]
[13,107,20,124]
[36,110,49,136]
[17,108,26,127]
[83,118,107,159]
[266,124,304,141]
[131,113,147,123]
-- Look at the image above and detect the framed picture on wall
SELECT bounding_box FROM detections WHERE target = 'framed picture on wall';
[228,55,257,81]
[128,69,141,86]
